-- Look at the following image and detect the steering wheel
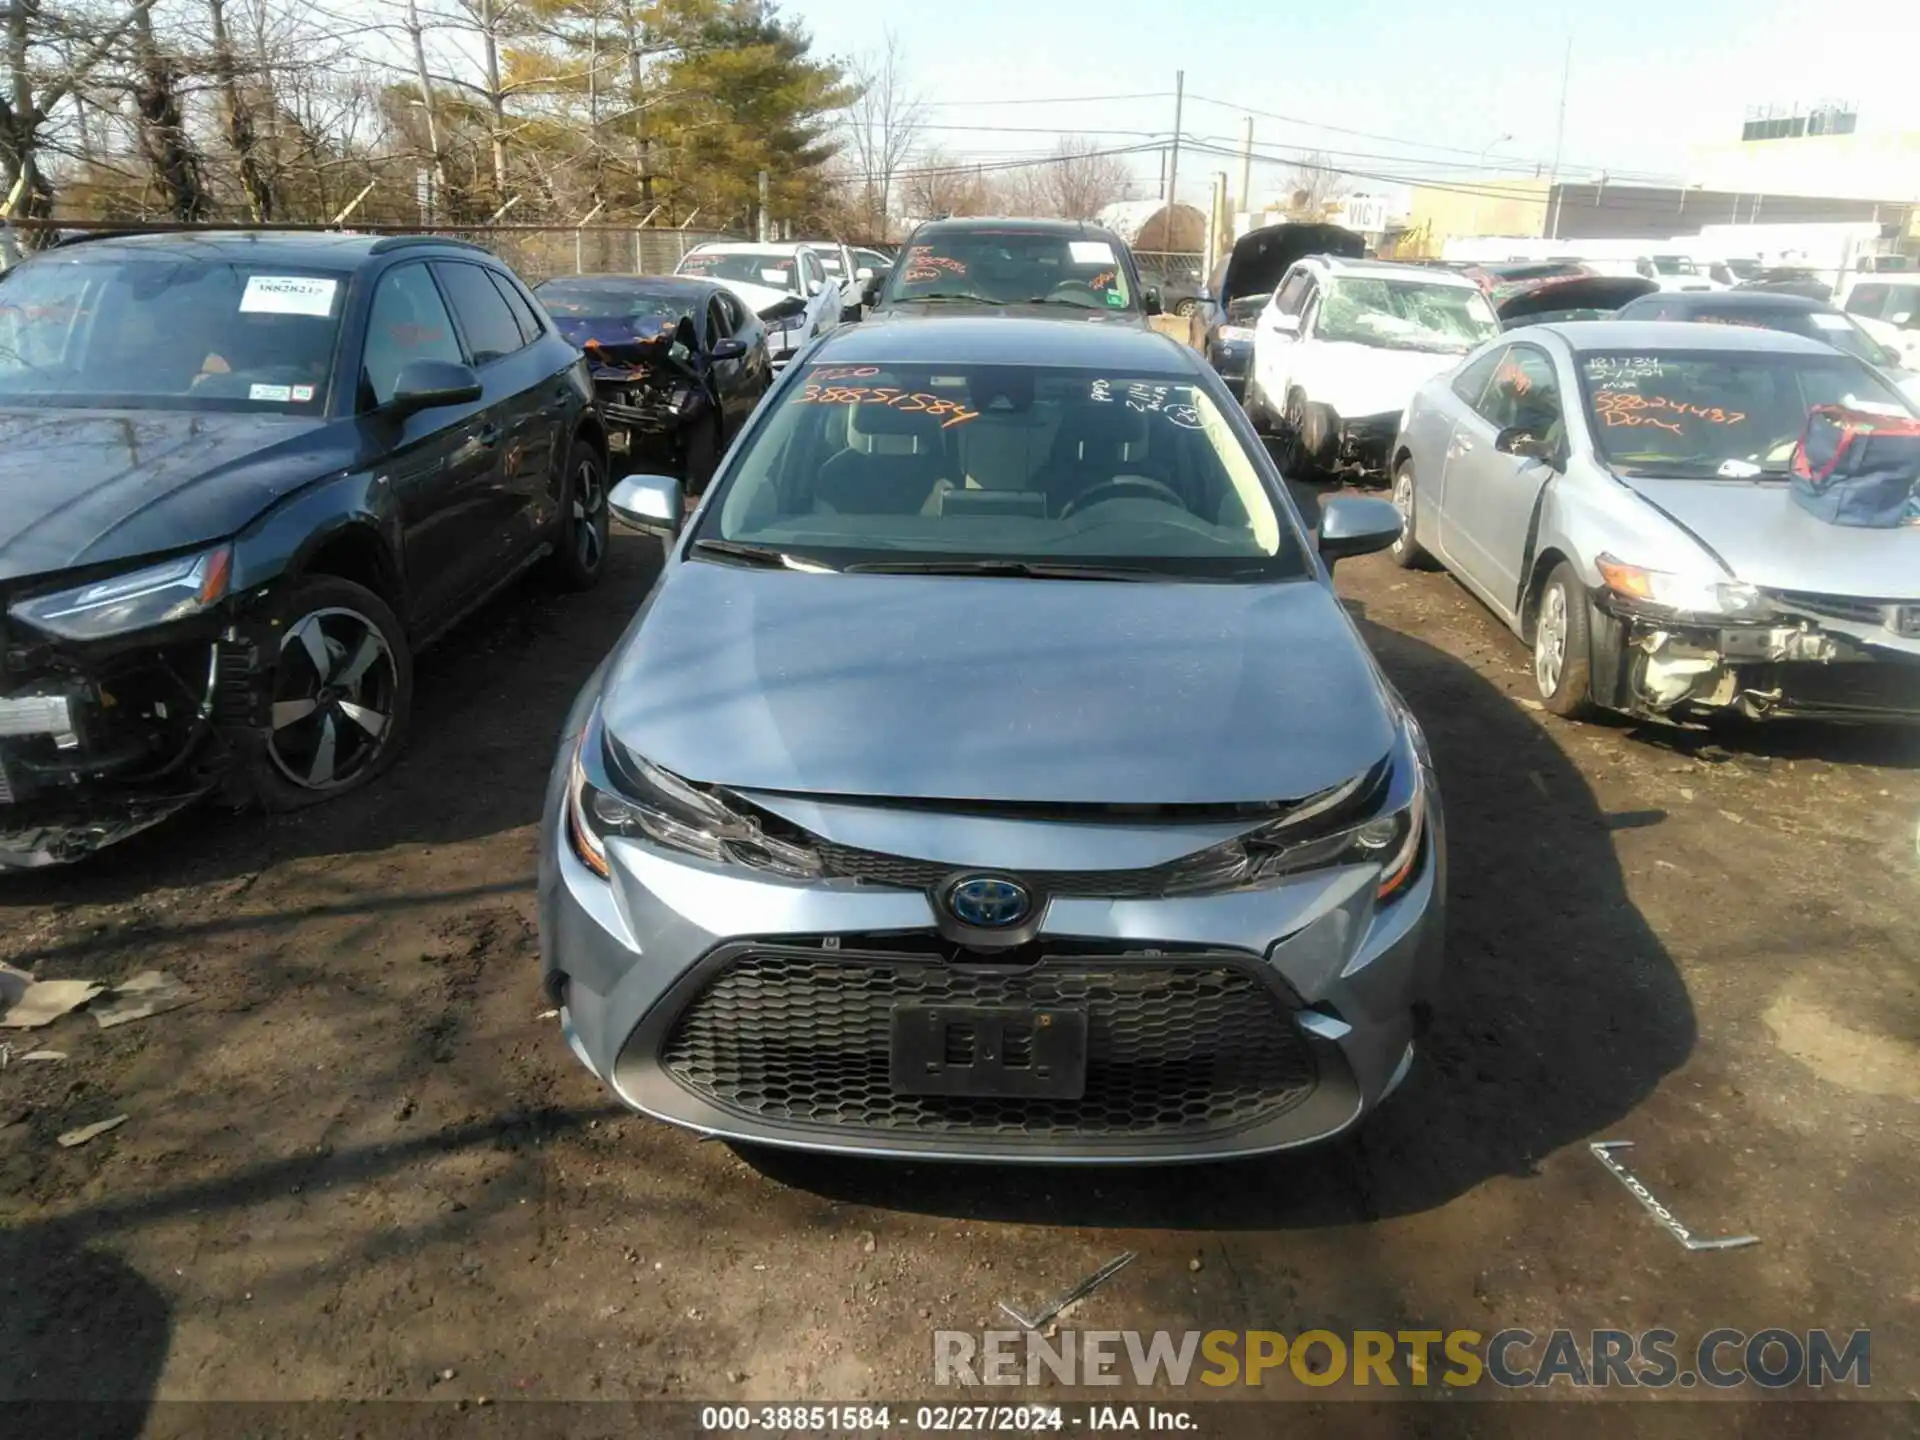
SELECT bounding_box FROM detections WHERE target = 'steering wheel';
[1060,476,1185,519]
[1047,279,1103,304]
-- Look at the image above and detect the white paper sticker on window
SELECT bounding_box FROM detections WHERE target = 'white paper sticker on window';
[760,268,793,286]
[240,275,337,316]
[249,383,293,402]
[1068,241,1116,265]
[1808,313,1851,330]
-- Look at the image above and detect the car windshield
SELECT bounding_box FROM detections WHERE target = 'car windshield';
[534,281,692,326]
[1319,279,1499,353]
[1578,349,1912,477]
[698,361,1306,578]
[1627,302,1890,365]
[886,232,1136,310]
[677,251,797,292]
[0,255,343,411]
[1651,257,1699,276]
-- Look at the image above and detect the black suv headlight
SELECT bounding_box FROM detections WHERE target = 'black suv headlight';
[1165,717,1430,902]
[566,708,821,880]
[10,545,232,641]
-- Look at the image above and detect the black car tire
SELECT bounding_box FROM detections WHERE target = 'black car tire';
[684,414,722,498]
[229,575,414,813]
[544,436,609,591]
[1532,561,1596,719]
[1174,298,1199,317]
[1283,390,1330,480]
[1390,458,1433,570]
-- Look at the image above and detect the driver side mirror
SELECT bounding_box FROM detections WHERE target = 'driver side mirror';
[861,272,887,307]
[1494,425,1559,463]
[855,266,875,282]
[806,279,824,297]
[388,358,482,417]
[1317,496,1403,568]
[609,474,683,539]
[1143,285,1163,316]
[709,337,747,361]
[1270,312,1301,335]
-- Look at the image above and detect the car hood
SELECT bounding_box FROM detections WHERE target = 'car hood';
[1621,476,1920,598]
[1219,223,1364,309]
[0,407,335,582]
[600,562,1398,805]
[1301,342,1468,419]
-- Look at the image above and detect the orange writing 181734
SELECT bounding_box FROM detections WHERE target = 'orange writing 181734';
[791,384,980,428]
[1592,391,1747,434]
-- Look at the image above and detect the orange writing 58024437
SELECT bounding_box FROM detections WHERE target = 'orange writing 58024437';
[1593,391,1747,435]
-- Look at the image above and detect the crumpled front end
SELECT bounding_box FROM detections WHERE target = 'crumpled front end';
[560,315,712,467]
[0,612,263,866]
[1589,587,1920,724]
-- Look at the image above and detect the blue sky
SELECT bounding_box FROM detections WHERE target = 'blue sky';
[788,0,1912,205]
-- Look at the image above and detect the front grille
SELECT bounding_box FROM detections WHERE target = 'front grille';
[1770,590,1890,625]
[815,839,1193,899]
[658,949,1317,1139]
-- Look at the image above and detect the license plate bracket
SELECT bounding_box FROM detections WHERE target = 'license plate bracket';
[890,1005,1088,1099]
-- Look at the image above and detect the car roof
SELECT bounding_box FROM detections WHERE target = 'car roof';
[1542,319,1840,355]
[1622,290,1826,314]
[35,229,488,267]
[687,241,815,258]
[1310,255,1481,288]
[536,273,717,293]
[807,315,1200,372]
[909,217,1126,243]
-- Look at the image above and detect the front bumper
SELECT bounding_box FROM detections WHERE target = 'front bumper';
[538,718,1446,1163]
[1589,592,1920,724]
[1335,410,1401,475]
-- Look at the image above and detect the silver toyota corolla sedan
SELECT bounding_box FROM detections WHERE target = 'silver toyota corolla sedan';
[1390,320,1920,724]
[538,318,1445,1163]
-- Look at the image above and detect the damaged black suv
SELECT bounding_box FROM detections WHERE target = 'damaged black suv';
[0,230,608,866]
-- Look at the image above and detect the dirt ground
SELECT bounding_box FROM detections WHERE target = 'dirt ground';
[2,491,1918,1435]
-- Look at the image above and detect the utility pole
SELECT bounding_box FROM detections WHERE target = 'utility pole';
[1239,116,1253,219]
[1546,36,1572,239]
[1165,69,1185,210]
[758,170,770,242]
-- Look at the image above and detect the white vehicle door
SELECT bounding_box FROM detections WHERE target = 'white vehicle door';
[1254,268,1315,410]
[1437,342,1566,615]
[802,251,838,338]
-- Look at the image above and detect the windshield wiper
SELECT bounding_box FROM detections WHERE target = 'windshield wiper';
[904,292,986,303]
[688,538,837,571]
[844,557,1171,581]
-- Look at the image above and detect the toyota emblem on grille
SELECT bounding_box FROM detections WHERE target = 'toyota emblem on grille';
[946,875,1031,928]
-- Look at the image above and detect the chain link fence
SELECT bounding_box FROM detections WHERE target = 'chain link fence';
[1133,250,1207,286]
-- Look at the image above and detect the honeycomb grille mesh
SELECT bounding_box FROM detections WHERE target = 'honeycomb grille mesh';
[659,951,1317,1139]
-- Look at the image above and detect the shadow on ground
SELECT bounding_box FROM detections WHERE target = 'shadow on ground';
[744,612,1698,1228]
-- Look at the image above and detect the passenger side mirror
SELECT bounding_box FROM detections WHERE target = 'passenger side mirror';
[1495,425,1559,463]
[609,474,683,539]
[388,358,482,416]
[1143,285,1163,316]
[709,337,747,361]
[1317,496,1403,567]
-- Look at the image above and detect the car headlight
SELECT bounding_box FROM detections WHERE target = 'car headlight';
[9,545,233,641]
[1596,554,1769,619]
[1165,734,1428,902]
[566,710,821,881]
[766,310,808,336]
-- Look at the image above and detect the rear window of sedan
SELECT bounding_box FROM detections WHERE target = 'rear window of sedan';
[701,361,1307,578]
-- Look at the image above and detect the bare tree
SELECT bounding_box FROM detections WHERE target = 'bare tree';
[897,145,989,222]
[1280,149,1345,217]
[843,29,920,238]
[1040,138,1129,220]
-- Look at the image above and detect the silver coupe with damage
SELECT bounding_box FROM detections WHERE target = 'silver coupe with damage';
[1390,320,1920,724]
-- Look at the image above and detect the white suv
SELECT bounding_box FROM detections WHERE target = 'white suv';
[674,241,842,369]
[1249,256,1501,481]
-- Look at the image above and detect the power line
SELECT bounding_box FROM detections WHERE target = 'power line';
[922,91,1173,108]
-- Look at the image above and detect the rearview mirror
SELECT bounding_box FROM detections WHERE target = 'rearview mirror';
[709,337,747,361]
[1317,496,1403,568]
[609,473,683,539]
[388,358,482,416]
[1494,425,1559,463]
